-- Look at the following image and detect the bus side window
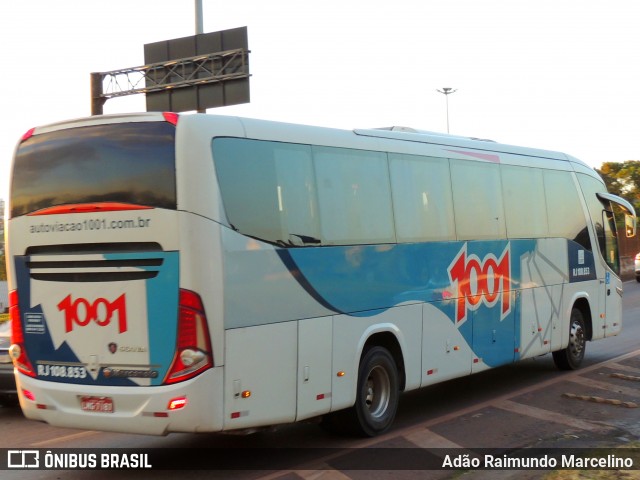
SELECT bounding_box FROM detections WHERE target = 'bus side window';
[450,159,506,240]
[544,170,591,250]
[389,153,455,242]
[501,165,548,238]
[313,146,396,245]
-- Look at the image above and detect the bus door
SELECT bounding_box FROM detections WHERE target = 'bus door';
[601,208,623,337]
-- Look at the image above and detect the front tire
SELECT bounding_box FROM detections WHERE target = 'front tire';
[553,307,586,370]
[352,346,400,437]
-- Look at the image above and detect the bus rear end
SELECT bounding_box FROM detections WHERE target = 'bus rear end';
[6,113,223,434]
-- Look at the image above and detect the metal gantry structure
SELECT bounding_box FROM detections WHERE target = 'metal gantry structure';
[91,47,250,115]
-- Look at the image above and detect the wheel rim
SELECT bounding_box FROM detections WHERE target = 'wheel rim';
[365,365,391,419]
[568,318,585,360]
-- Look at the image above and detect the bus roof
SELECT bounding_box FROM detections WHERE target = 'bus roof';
[354,126,572,163]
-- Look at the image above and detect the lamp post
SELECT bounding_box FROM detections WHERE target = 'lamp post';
[195,0,203,34]
[436,88,457,133]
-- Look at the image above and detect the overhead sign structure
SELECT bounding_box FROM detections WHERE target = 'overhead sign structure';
[90,26,250,115]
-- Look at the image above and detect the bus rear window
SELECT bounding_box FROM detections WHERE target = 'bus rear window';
[10,122,177,218]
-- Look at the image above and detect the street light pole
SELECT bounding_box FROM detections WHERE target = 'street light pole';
[195,0,206,113]
[436,87,457,133]
[195,0,204,34]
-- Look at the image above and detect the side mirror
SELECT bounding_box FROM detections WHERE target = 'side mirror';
[625,214,636,238]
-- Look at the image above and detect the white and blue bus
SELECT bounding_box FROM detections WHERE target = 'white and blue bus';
[6,113,636,436]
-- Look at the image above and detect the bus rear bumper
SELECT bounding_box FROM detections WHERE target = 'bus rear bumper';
[15,367,224,435]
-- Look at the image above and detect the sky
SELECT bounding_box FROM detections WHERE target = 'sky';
[1,0,640,203]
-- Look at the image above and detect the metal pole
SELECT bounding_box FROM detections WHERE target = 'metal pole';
[436,88,457,133]
[445,95,450,133]
[195,0,206,113]
[195,0,204,34]
[90,72,106,116]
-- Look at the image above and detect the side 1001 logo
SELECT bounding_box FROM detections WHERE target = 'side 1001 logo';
[57,294,128,333]
[448,243,511,324]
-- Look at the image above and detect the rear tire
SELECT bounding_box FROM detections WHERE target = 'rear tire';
[320,346,400,437]
[352,346,400,437]
[553,307,586,370]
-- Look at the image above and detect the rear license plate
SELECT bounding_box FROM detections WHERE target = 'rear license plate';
[80,396,114,413]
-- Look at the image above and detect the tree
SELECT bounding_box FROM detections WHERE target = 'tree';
[597,161,640,212]
[0,254,5,281]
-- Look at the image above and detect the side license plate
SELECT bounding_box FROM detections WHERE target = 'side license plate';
[80,396,114,413]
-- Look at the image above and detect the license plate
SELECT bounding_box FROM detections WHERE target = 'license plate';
[80,396,114,413]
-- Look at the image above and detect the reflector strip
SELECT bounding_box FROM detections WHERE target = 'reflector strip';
[168,397,188,410]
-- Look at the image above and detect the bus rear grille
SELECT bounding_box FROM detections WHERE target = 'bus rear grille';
[25,243,165,283]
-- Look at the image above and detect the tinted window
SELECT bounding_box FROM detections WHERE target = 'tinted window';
[11,122,176,217]
[545,170,590,249]
[389,153,455,242]
[314,146,395,245]
[577,173,614,258]
[213,138,319,246]
[213,139,396,246]
[502,165,549,238]
[451,159,506,240]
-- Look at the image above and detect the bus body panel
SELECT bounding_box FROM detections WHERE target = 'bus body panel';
[177,212,226,366]
[223,322,297,429]
[15,367,224,435]
[604,274,623,337]
[330,305,423,411]
[296,316,333,421]
[221,227,335,329]
[421,302,473,386]
[9,210,181,388]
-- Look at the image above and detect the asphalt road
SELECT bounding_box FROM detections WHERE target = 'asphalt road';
[1,281,639,479]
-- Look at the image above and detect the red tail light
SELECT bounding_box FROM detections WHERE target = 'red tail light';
[162,112,179,126]
[9,290,36,377]
[164,289,213,384]
[21,128,36,142]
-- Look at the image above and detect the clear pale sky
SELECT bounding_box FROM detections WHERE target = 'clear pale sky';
[1,0,639,202]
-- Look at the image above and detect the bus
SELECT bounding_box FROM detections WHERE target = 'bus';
[6,112,636,437]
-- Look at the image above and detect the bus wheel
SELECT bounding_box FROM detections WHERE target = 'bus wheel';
[552,308,586,370]
[353,346,399,437]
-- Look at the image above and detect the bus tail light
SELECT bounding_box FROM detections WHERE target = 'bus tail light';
[21,127,36,142]
[8,290,36,378]
[162,112,179,125]
[164,289,213,385]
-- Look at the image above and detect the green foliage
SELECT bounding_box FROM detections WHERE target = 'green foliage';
[0,253,5,281]
[597,161,640,212]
